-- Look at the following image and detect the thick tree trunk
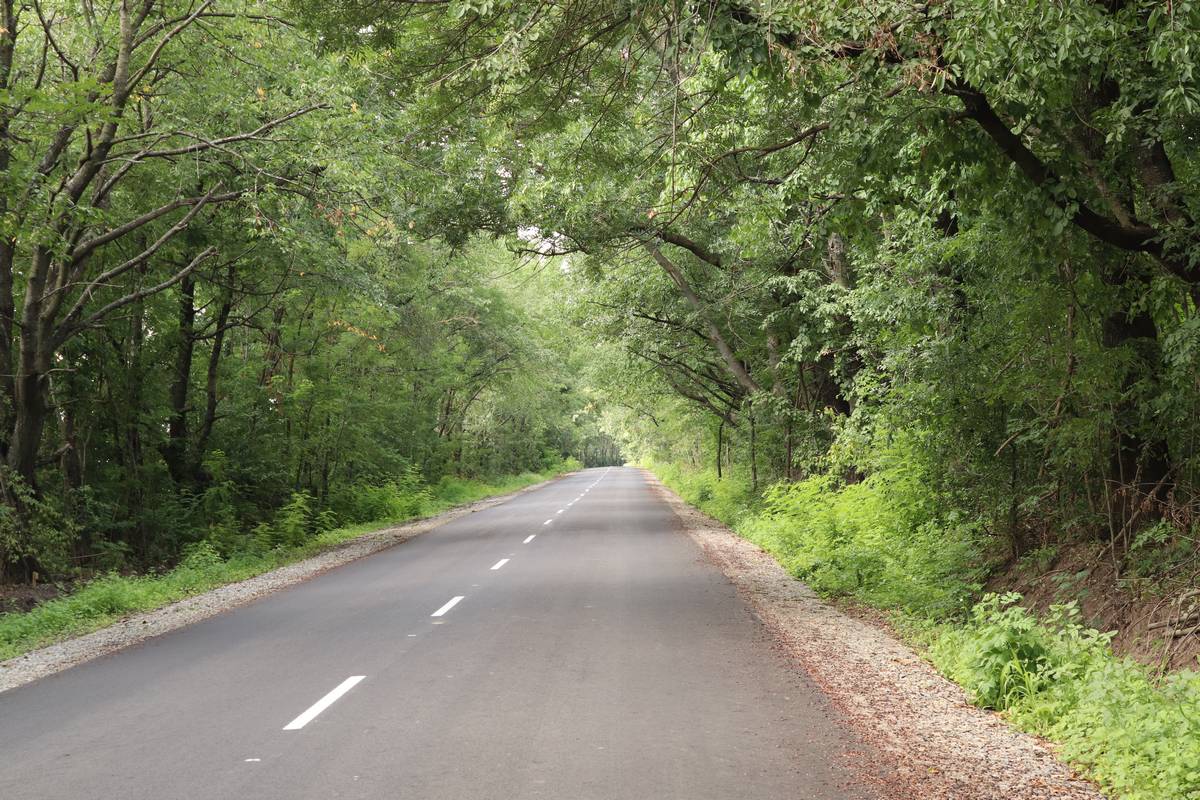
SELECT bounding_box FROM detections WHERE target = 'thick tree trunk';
[8,250,54,491]
[0,240,14,458]
[1102,303,1171,510]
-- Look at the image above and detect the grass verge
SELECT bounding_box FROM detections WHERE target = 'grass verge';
[0,466,570,662]
[648,459,1200,800]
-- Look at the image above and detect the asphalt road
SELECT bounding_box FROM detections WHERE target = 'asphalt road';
[0,467,873,799]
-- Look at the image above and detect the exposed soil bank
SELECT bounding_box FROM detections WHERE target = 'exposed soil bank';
[990,540,1199,672]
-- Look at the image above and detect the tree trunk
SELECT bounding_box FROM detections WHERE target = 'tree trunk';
[749,405,758,493]
[644,243,764,396]
[164,275,196,484]
[716,421,723,480]
[1102,301,1170,521]
[6,246,58,492]
[126,290,149,557]
[196,276,234,463]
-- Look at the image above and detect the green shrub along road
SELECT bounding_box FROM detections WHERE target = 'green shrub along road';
[652,461,1200,800]
[0,464,577,662]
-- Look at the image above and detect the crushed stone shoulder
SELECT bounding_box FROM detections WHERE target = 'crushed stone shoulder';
[646,470,1106,800]
[0,476,564,694]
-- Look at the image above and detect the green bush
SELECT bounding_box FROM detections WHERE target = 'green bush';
[931,593,1085,709]
[931,594,1200,800]
[742,469,983,618]
[0,469,76,578]
[329,466,435,524]
[0,463,572,661]
[652,456,984,618]
[649,460,758,528]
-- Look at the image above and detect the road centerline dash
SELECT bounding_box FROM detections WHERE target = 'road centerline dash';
[523,534,535,544]
[282,675,365,731]
[491,558,510,570]
[431,595,464,617]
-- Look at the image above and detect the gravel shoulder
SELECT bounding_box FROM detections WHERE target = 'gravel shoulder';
[648,471,1107,800]
[0,475,565,694]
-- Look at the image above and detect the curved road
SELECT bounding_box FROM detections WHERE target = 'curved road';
[0,467,874,799]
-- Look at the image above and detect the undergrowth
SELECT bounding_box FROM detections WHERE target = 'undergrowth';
[650,459,1200,800]
[0,462,577,661]
[931,594,1200,800]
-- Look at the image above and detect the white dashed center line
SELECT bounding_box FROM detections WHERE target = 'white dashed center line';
[523,535,536,544]
[431,596,464,617]
[491,558,510,570]
[282,675,365,731]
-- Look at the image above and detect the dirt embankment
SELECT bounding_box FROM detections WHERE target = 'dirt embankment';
[0,583,65,616]
[989,540,1199,673]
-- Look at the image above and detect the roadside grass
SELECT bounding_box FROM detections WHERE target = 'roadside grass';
[0,465,575,662]
[648,459,1200,800]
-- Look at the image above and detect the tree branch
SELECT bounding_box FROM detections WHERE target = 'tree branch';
[642,241,764,395]
[63,247,218,344]
[68,189,242,267]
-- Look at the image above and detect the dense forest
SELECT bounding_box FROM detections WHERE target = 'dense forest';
[0,1,625,582]
[290,0,1200,622]
[1,2,1199,797]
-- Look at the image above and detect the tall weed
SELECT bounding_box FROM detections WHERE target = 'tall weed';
[931,594,1200,800]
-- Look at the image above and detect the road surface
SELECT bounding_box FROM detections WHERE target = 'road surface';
[0,467,873,799]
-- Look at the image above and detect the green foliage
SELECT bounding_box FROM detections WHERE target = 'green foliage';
[932,595,1200,800]
[649,460,759,528]
[743,466,984,619]
[0,464,569,660]
[0,471,76,579]
[931,594,1090,709]
[330,467,435,524]
[652,449,985,619]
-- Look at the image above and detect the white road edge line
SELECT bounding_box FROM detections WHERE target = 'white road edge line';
[432,595,465,617]
[282,675,365,731]
[491,558,510,570]
[523,535,535,544]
